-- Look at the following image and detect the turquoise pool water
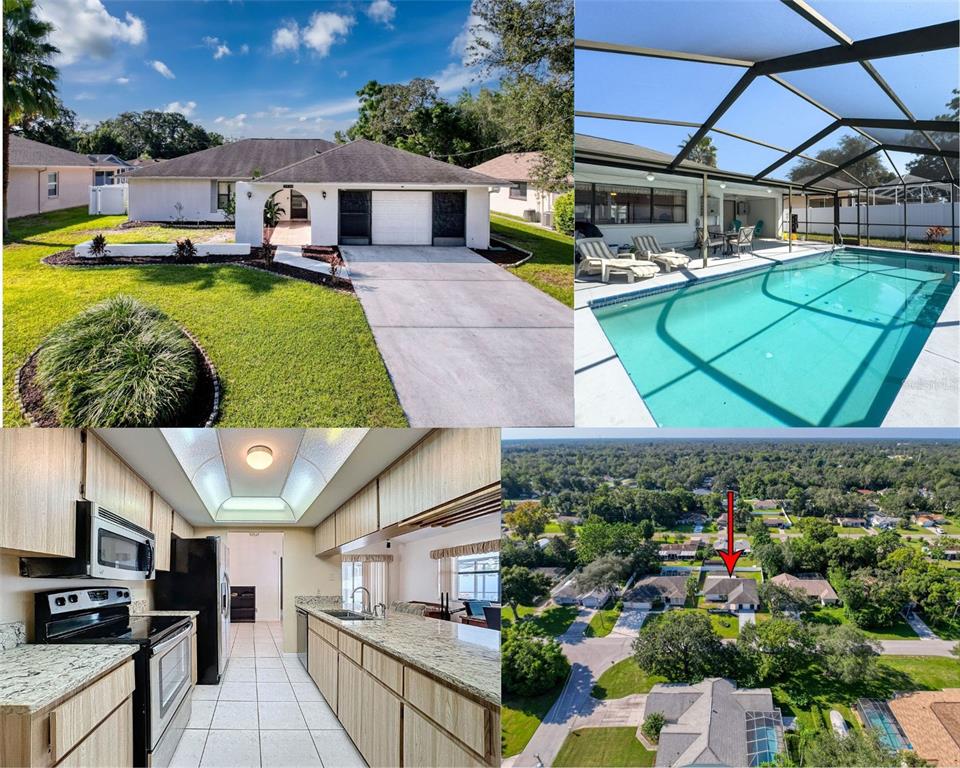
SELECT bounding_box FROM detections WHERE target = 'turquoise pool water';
[593,248,958,426]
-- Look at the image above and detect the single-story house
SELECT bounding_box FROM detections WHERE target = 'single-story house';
[623,575,688,609]
[769,573,839,605]
[658,541,701,560]
[835,516,867,527]
[870,514,900,530]
[763,517,789,528]
[553,584,580,606]
[702,577,760,610]
[644,678,784,767]
[751,499,782,511]
[916,514,948,527]
[888,690,960,767]
[580,588,612,609]
[471,151,565,224]
[6,136,131,219]
[126,137,503,248]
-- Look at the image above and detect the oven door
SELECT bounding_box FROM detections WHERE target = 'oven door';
[91,515,155,580]
[150,624,192,749]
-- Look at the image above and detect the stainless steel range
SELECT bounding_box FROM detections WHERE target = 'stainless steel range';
[34,587,192,768]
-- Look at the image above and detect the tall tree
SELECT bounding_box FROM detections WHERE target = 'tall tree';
[681,134,718,167]
[633,611,726,682]
[788,134,896,187]
[501,565,551,619]
[905,89,959,181]
[3,0,60,234]
[77,111,224,160]
[11,96,79,150]
[576,553,631,597]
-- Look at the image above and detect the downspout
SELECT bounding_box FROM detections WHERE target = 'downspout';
[833,192,840,246]
[702,173,708,269]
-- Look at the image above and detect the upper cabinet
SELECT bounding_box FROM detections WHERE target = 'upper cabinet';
[0,429,83,557]
[335,481,378,547]
[171,512,195,540]
[151,494,174,571]
[379,429,499,528]
[315,514,336,556]
[84,433,152,531]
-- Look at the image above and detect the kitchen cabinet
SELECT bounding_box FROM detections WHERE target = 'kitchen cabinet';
[171,512,194,540]
[404,668,487,757]
[378,429,499,528]
[55,698,132,768]
[403,707,484,768]
[84,433,152,531]
[150,494,173,572]
[360,674,401,768]
[314,515,336,556]
[335,481,378,546]
[337,655,364,746]
[0,429,83,558]
[307,630,338,708]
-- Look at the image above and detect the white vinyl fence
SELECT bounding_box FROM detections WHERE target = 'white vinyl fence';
[89,184,128,215]
[784,200,959,245]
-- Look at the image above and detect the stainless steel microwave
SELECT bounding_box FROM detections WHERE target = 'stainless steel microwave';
[20,500,156,580]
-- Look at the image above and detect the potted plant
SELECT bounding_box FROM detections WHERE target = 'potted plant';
[263,199,285,245]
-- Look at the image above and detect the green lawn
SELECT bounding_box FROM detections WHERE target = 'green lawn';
[804,606,918,640]
[801,231,957,254]
[554,728,656,767]
[544,521,563,534]
[3,208,406,426]
[502,604,579,636]
[585,602,622,638]
[591,657,667,700]
[502,689,564,758]
[491,214,573,307]
[879,656,960,689]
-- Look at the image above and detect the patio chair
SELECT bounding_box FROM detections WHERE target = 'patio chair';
[695,226,725,255]
[732,225,755,256]
[632,234,691,272]
[576,237,660,283]
[754,220,764,237]
[731,218,742,231]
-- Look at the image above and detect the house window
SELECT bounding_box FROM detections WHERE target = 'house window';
[509,182,528,200]
[94,170,115,186]
[341,561,363,604]
[217,181,235,210]
[577,182,688,225]
[456,553,500,602]
[46,172,58,198]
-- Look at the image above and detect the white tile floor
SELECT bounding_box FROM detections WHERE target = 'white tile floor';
[170,621,366,768]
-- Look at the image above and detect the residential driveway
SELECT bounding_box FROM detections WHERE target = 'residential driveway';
[341,246,573,426]
[904,612,938,639]
[739,610,756,631]
[611,608,649,637]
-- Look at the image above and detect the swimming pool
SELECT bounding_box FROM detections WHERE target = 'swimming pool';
[592,248,958,427]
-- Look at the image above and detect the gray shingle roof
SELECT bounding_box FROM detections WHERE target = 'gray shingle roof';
[471,151,544,182]
[624,575,688,602]
[8,135,108,168]
[126,138,337,179]
[702,577,759,604]
[256,139,506,185]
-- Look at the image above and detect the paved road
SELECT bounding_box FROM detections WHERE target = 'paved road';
[881,639,956,656]
[342,245,572,426]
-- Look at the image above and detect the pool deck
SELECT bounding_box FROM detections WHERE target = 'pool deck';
[575,240,960,427]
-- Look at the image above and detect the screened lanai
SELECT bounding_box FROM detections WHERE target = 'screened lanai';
[574,0,960,259]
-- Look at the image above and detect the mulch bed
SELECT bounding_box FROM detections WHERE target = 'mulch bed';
[472,236,533,267]
[16,332,221,428]
[263,259,352,292]
[42,249,260,266]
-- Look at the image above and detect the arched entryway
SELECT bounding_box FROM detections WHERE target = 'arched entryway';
[264,187,311,246]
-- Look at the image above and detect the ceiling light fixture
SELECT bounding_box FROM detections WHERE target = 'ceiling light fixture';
[646,173,655,181]
[719,183,727,189]
[246,445,273,470]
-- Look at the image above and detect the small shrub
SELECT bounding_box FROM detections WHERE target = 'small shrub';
[172,238,198,262]
[926,225,948,243]
[502,621,570,697]
[642,711,666,743]
[88,234,109,257]
[553,190,574,235]
[329,252,344,280]
[35,295,199,427]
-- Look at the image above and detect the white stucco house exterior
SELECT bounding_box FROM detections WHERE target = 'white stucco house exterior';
[471,151,565,224]
[126,138,504,248]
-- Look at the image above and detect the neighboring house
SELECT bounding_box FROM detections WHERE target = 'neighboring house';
[623,575,688,608]
[470,151,563,224]
[916,514,948,527]
[86,154,134,184]
[553,584,579,606]
[888,690,960,767]
[751,499,782,511]
[580,588,611,609]
[127,138,503,248]
[762,518,789,528]
[6,136,130,219]
[769,573,839,605]
[644,678,785,767]
[870,514,900,530]
[835,516,867,527]
[702,577,760,610]
[122,157,164,180]
[658,541,701,560]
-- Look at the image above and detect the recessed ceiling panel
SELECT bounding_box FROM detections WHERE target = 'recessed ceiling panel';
[218,429,304,497]
[160,428,221,482]
[297,429,367,483]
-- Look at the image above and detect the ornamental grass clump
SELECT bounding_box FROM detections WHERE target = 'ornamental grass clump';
[35,295,199,426]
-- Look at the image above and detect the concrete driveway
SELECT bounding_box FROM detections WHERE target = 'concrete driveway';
[341,246,572,426]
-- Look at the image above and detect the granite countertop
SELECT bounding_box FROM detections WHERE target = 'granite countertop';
[0,644,138,715]
[130,610,200,618]
[295,596,500,706]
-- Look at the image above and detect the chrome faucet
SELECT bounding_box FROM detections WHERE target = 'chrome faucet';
[374,602,387,618]
[351,587,372,614]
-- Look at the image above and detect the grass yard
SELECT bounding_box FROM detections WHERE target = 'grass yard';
[544,521,563,534]
[585,602,622,638]
[502,688,564,758]
[491,214,573,307]
[804,605,919,640]
[554,727,656,767]
[803,231,957,254]
[3,208,406,426]
[591,657,667,700]
[879,656,960,689]
[502,604,579,636]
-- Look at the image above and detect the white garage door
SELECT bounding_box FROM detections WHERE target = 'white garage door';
[372,191,432,245]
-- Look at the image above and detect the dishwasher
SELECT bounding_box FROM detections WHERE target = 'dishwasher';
[296,608,308,669]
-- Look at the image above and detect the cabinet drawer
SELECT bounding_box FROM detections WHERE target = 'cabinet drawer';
[307,615,338,646]
[337,632,363,664]
[362,645,403,695]
[403,707,484,768]
[50,660,135,762]
[404,668,487,757]
[56,697,132,768]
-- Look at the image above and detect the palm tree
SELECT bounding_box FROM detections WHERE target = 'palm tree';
[680,134,718,167]
[3,0,61,235]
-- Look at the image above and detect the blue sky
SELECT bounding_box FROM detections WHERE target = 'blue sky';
[37,0,490,140]
[502,428,960,441]
[574,0,959,180]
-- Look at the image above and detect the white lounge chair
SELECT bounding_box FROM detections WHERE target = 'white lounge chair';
[632,235,691,272]
[576,237,660,283]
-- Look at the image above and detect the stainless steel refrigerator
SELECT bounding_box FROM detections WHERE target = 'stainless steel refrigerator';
[155,536,230,684]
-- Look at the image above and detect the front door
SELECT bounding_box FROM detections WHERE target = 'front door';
[339,191,371,245]
[290,191,308,220]
[432,191,466,246]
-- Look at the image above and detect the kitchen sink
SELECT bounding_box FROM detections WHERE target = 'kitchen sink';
[321,609,376,621]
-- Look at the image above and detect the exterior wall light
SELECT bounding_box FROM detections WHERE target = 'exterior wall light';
[646,173,655,181]
[322,190,327,199]
[246,190,253,199]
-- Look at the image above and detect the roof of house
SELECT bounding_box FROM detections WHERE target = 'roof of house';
[624,575,688,602]
[644,678,780,767]
[836,516,867,523]
[769,573,838,602]
[126,138,338,179]
[256,139,505,186]
[702,577,760,604]
[8,135,117,168]
[86,154,132,167]
[470,151,544,183]
[889,690,960,766]
[751,499,781,509]
[125,157,164,168]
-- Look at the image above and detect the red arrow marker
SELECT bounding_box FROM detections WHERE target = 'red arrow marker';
[718,491,743,576]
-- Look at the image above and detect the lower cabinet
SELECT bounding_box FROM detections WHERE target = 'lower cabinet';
[403,707,484,768]
[55,698,132,768]
[307,630,338,709]
[360,674,402,768]
[337,656,364,746]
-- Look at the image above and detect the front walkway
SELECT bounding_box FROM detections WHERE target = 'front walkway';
[341,246,573,426]
[269,221,311,245]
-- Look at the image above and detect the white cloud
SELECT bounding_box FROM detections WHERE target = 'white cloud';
[115,76,130,84]
[214,113,247,131]
[299,96,361,120]
[431,62,478,94]
[302,12,355,57]
[164,100,197,117]
[240,44,250,54]
[337,69,348,79]
[271,20,300,54]
[202,35,233,59]
[214,44,230,59]
[366,0,396,28]
[450,13,494,66]
[35,0,146,65]
[150,60,175,79]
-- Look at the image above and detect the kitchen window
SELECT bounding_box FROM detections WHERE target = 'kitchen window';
[341,561,362,604]
[577,182,687,224]
[456,553,500,602]
[509,182,528,200]
[217,181,235,211]
[46,172,58,198]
